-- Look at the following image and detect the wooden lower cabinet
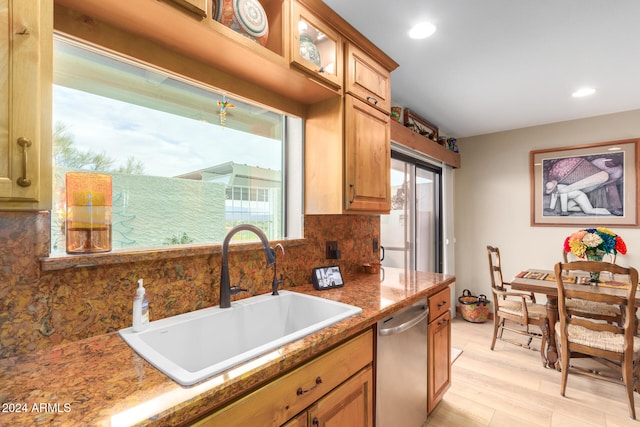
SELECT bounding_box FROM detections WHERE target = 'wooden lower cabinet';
[427,310,451,413]
[282,412,308,427]
[284,366,373,427]
[190,330,373,427]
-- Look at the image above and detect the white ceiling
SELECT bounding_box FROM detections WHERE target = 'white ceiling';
[322,0,640,138]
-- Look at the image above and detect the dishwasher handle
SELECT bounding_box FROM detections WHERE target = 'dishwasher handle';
[379,305,429,336]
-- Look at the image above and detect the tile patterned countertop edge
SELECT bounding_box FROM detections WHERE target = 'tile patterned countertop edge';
[0,267,455,426]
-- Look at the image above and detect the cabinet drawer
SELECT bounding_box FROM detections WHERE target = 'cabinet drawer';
[345,43,390,113]
[193,329,373,426]
[428,287,450,322]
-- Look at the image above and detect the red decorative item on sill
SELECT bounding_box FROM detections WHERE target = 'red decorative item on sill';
[65,172,113,254]
[212,0,269,47]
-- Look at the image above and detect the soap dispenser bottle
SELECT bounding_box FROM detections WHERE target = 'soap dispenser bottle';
[132,279,149,332]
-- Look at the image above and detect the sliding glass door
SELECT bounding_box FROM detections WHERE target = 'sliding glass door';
[381,150,442,272]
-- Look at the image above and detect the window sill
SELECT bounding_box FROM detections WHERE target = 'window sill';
[40,238,306,272]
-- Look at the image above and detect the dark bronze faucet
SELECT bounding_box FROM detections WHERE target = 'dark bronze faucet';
[219,224,276,308]
[271,243,285,295]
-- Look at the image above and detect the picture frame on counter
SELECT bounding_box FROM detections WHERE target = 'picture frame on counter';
[403,108,439,142]
[530,138,639,226]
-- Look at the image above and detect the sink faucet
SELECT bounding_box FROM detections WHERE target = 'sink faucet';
[271,243,285,295]
[220,224,276,308]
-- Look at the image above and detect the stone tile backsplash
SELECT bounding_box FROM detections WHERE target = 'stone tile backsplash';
[0,211,380,358]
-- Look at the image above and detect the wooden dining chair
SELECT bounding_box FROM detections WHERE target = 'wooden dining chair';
[561,251,622,324]
[487,246,548,362]
[554,261,640,419]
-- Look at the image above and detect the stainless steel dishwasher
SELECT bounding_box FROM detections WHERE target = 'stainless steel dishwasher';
[376,298,430,427]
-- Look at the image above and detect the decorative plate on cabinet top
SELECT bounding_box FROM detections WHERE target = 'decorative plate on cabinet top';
[213,0,269,47]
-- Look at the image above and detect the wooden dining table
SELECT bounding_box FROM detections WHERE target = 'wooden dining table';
[510,269,637,369]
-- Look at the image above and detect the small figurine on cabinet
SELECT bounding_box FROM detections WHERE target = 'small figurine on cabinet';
[447,137,459,153]
[390,106,402,122]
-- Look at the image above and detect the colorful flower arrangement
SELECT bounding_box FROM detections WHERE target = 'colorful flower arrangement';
[564,227,627,260]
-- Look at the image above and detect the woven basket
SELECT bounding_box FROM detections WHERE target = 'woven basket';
[458,289,489,323]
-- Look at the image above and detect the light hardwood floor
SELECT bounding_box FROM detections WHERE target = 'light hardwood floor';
[425,317,640,426]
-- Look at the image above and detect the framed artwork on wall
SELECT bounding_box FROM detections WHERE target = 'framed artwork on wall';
[530,138,639,226]
[403,108,439,142]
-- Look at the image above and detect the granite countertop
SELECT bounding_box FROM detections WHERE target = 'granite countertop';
[0,267,455,426]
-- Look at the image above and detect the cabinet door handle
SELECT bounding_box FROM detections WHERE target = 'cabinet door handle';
[366,96,379,105]
[312,417,319,426]
[349,183,355,204]
[296,376,322,396]
[437,300,447,308]
[17,137,32,187]
[318,66,325,74]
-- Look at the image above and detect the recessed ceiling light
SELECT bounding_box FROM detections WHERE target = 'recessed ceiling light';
[408,22,436,39]
[571,87,596,98]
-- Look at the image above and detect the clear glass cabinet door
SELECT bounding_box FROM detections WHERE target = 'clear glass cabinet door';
[290,3,342,90]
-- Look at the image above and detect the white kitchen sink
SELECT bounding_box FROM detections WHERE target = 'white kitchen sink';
[118,290,361,386]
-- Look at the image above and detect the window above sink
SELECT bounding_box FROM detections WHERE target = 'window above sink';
[50,35,303,256]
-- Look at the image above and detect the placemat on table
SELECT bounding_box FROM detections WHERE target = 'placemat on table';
[598,280,629,289]
[543,273,580,284]
[516,271,578,283]
[516,271,549,280]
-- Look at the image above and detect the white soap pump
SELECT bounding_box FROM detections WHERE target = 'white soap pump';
[132,279,149,332]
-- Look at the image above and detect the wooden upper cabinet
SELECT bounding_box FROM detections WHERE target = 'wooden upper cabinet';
[345,43,391,113]
[54,0,342,109]
[344,95,391,213]
[342,42,392,213]
[0,0,52,209]
[290,1,343,91]
[303,0,397,215]
[54,0,398,217]
[167,0,208,17]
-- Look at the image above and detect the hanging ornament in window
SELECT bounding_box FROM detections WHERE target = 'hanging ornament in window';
[217,96,235,126]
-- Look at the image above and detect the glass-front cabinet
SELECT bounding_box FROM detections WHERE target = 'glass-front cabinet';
[290,2,342,90]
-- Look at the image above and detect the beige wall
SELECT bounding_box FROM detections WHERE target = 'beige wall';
[454,109,640,302]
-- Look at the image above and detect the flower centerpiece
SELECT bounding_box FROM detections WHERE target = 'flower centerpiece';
[563,227,627,282]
